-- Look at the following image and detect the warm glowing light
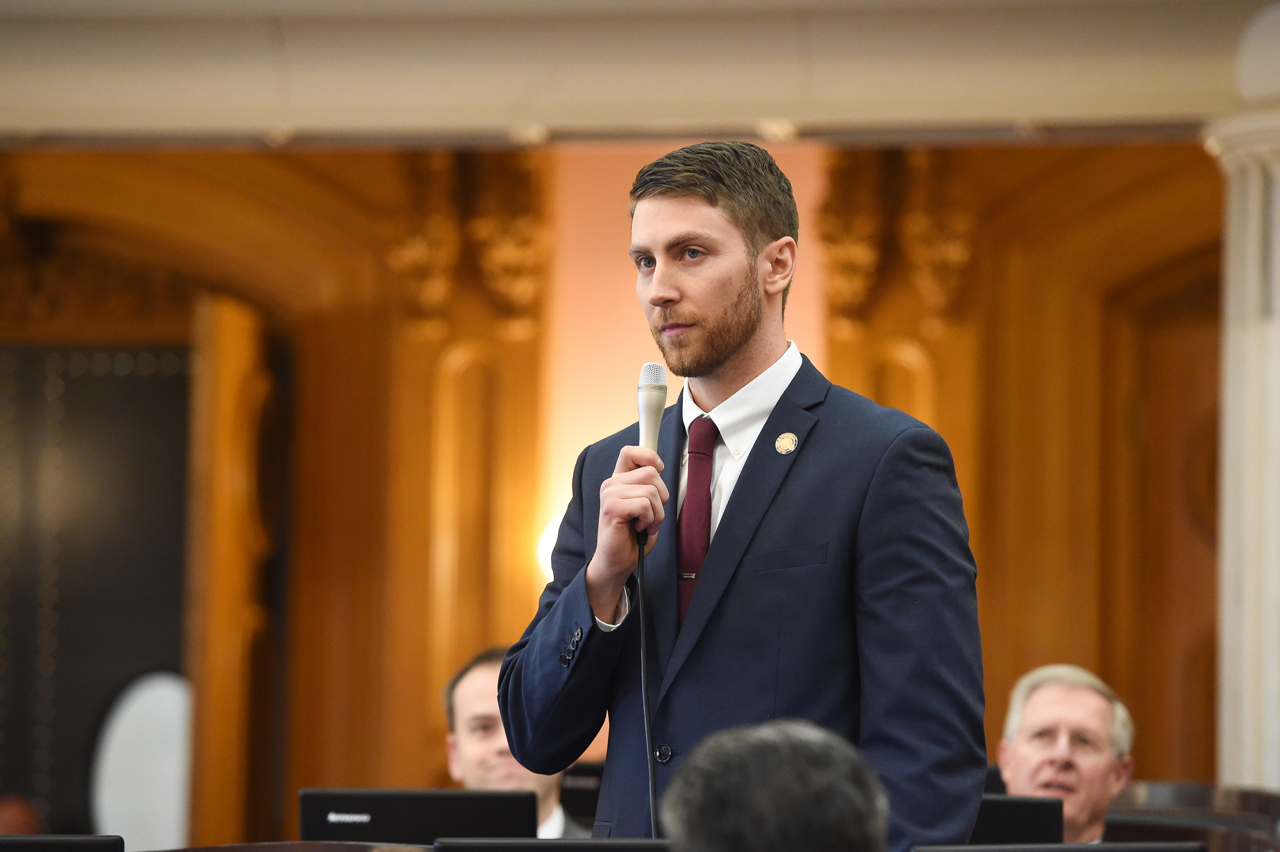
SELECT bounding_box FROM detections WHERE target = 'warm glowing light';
[537,517,561,582]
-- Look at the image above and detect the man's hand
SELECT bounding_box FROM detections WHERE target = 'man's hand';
[585,445,669,623]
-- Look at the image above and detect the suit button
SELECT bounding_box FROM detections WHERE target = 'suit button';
[573,627,583,642]
[559,653,570,667]
[569,636,579,651]
[655,744,672,763]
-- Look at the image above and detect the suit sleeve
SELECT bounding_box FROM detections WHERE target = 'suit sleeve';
[498,445,635,774]
[854,426,987,852]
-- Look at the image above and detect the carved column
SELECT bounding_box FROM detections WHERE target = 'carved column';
[380,149,549,788]
[818,147,975,430]
[1204,106,1280,788]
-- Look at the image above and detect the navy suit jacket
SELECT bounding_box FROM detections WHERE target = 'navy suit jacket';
[499,358,986,851]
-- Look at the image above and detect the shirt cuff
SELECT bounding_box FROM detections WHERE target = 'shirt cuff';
[593,586,630,632]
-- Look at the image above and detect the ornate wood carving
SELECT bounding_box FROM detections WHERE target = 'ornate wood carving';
[899,149,975,316]
[0,172,194,332]
[818,149,885,320]
[465,150,549,318]
[0,245,195,327]
[387,151,462,319]
[2,159,195,334]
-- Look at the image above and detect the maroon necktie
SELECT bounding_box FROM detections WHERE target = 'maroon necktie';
[678,415,719,628]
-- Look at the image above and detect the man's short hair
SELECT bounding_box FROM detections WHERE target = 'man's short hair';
[1002,664,1134,758]
[630,141,800,264]
[659,719,889,852]
[443,646,507,732]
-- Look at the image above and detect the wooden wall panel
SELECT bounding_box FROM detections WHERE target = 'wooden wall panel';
[822,144,1224,778]
[1103,249,1221,782]
[975,147,1224,771]
[284,304,392,803]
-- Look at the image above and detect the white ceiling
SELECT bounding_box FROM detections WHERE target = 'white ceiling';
[0,0,1212,17]
[0,0,1274,143]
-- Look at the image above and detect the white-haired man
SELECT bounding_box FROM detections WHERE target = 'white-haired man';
[998,664,1134,844]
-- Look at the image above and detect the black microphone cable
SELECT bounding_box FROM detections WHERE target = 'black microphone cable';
[632,361,666,839]
[634,525,660,839]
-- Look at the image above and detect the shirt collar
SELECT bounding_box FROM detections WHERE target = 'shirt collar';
[681,341,802,460]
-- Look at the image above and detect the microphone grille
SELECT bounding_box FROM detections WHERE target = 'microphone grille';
[638,362,667,387]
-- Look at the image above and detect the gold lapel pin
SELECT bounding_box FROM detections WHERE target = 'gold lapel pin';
[775,432,798,454]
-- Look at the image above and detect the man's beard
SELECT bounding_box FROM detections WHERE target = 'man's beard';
[650,267,763,378]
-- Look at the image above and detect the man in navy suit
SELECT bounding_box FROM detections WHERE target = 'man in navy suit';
[499,141,985,852]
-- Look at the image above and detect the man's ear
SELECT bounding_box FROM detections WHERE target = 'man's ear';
[1108,754,1134,797]
[996,738,1012,784]
[445,732,462,783]
[760,236,797,297]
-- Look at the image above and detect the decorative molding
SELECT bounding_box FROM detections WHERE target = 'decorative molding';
[388,149,550,321]
[387,151,461,318]
[0,217,195,330]
[1205,107,1280,163]
[2,162,196,330]
[899,149,975,316]
[466,151,549,318]
[818,149,885,319]
[1,251,195,326]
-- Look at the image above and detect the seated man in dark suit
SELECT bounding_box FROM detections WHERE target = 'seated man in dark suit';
[444,647,591,838]
[997,664,1134,843]
[659,719,889,852]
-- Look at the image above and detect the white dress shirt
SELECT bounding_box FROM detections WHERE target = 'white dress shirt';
[596,342,803,629]
[676,341,803,541]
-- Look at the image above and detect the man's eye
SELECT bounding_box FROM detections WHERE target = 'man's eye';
[636,256,654,270]
[684,248,703,259]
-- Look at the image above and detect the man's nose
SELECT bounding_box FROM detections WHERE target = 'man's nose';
[1048,732,1074,761]
[648,261,680,306]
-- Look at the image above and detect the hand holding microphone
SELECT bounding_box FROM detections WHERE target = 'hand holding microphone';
[583,363,670,623]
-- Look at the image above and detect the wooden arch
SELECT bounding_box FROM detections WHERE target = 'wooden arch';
[4,149,550,842]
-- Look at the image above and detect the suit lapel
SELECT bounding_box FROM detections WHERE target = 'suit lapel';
[655,358,830,705]
[645,398,684,677]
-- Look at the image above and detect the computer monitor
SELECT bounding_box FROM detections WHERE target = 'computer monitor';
[434,841,669,852]
[917,843,1207,852]
[299,788,537,845]
[968,794,1064,844]
[0,839,124,852]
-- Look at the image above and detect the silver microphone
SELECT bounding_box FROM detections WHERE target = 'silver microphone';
[637,363,667,451]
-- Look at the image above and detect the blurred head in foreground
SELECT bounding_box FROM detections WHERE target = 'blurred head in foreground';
[660,719,889,852]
